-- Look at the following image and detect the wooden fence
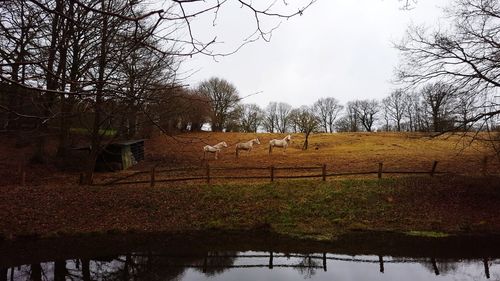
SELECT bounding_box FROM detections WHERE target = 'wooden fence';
[98,160,445,186]
[9,155,497,187]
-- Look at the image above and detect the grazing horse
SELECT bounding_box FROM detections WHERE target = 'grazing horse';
[235,138,260,158]
[269,135,291,154]
[203,141,228,160]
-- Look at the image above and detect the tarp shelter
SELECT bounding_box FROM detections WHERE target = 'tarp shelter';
[74,139,145,171]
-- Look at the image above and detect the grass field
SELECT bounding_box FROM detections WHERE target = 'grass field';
[141,132,499,177]
[2,176,500,240]
[1,132,500,241]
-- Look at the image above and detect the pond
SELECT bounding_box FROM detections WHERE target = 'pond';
[0,231,499,280]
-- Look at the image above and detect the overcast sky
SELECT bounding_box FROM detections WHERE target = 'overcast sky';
[178,0,451,108]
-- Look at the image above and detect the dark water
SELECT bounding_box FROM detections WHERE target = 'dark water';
[0,232,499,280]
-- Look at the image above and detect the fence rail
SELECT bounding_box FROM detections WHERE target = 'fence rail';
[96,160,451,186]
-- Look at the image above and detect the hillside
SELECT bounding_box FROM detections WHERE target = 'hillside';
[143,132,499,176]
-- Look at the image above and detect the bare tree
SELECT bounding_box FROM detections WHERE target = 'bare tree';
[345,101,361,132]
[151,87,210,133]
[354,99,379,132]
[225,105,244,132]
[276,102,292,133]
[291,106,319,150]
[240,103,264,133]
[381,101,392,131]
[288,108,300,133]
[0,1,45,130]
[262,102,278,133]
[395,0,500,124]
[382,90,406,131]
[455,90,481,131]
[334,115,351,132]
[402,91,417,131]
[198,77,240,132]
[420,82,457,132]
[0,0,315,181]
[313,97,343,133]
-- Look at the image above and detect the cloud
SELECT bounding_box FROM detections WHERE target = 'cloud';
[181,0,450,107]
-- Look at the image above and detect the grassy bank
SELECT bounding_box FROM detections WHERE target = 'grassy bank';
[1,176,500,241]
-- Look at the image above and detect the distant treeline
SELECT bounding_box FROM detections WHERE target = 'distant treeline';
[150,78,499,135]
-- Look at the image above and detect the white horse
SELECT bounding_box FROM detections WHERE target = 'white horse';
[203,141,228,160]
[269,135,291,154]
[235,138,260,158]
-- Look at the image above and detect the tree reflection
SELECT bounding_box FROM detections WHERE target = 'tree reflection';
[193,251,237,277]
[421,258,459,276]
[2,251,499,280]
[53,261,66,281]
[92,253,189,281]
[30,264,41,281]
[81,259,90,281]
[1,267,7,281]
[294,254,319,279]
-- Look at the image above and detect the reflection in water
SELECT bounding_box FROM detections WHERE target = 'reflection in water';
[2,232,500,281]
[193,251,237,276]
[1,252,498,281]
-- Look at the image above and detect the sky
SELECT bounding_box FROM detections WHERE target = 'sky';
[176,0,451,108]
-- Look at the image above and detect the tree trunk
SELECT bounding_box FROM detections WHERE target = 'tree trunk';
[34,0,64,163]
[127,110,138,138]
[303,132,310,150]
[84,0,108,184]
[30,264,41,281]
[57,0,78,158]
[82,259,90,281]
[54,261,66,281]
[191,122,203,131]
[57,95,75,158]
[123,254,130,280]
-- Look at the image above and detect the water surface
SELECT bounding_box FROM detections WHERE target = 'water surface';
[1,232,498,280]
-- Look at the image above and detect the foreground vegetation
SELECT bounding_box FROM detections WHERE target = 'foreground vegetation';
[1,176,499,241]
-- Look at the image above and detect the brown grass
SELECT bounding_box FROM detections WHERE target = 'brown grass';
[142,132,498,174]
[1,132,500,241]
[1,131,498,186]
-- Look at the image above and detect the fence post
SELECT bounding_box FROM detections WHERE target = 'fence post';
[379,255,384,273]
[323,253,327,272]
[202,253,207,273]
[431,258,439,275]
[482,156,488,176]
[269,251,274,269]
[206,164,211,184]
[150,167,156,187]
[270,166,274,182]
[378,163,383,179]
[322,164,327,181]
[484,258,490,279]
[430,161,438,177]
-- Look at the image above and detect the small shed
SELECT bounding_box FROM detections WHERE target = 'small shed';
[96,140,145,171]
[73,139,145,171]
